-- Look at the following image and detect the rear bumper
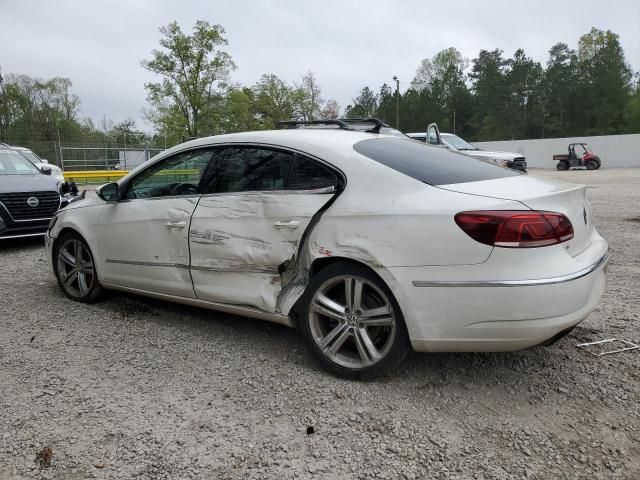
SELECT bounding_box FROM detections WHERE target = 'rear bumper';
[390,243,609,352]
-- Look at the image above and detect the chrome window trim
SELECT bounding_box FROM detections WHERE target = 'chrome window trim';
[199,185,335,198]
[412,249,609,288]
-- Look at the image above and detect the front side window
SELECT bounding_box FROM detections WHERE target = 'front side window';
[212,147,293,193]
[354,137,520,186]
[0,149,41,175]
[125,149,213,199]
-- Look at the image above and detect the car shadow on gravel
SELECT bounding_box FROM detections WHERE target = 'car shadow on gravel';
[96,290,573,389]
[0,236,45,251]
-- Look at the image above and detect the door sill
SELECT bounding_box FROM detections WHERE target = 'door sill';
[102,283,294,327]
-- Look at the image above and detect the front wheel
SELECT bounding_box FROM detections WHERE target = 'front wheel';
[586,160,598,170]
[54,233,104,303]
[298,262,410,380]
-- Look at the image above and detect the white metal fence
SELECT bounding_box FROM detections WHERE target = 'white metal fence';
[474,134,640,169]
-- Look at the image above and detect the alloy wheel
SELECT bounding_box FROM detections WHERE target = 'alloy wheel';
[308,275,397,369]
[57,238,96,299]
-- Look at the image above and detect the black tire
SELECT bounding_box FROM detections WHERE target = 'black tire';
[297,262,410,380]
[556,161,569,171]
[53,232,104,303]
[586,160,598,170]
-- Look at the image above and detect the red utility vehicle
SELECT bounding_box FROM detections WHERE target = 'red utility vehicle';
[553,143,601,170]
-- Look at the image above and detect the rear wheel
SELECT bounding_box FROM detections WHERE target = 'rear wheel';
[54,232,104,303]
[586,160,598,170]
[298,262,410,380]
[556,161,569,171]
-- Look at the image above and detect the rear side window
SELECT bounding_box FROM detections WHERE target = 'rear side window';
[353,137,520,185]
[214,147,292,193]
[289,156,338,190]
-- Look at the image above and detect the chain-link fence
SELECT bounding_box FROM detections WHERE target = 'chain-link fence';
[59,146,165,171]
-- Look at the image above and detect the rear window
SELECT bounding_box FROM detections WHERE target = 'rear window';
[353,137,520,185]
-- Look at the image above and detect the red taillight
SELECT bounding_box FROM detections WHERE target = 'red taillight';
[454,210,574,248]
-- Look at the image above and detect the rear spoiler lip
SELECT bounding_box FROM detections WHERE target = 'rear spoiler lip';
[435,177,586,204]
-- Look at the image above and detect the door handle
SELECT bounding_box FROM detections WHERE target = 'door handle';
[165,220,187,229]
[273,220,300,229]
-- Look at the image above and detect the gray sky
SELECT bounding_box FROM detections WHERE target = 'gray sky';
[2,0,639,132]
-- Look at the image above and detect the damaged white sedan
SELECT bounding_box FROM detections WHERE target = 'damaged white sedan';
[45,119,609,379]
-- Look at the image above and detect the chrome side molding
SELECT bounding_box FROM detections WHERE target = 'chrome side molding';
[413,249,610,288]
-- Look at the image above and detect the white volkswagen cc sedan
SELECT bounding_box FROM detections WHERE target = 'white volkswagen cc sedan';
[45,120,608,379]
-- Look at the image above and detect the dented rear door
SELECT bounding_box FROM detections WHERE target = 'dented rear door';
[189,146,339,313]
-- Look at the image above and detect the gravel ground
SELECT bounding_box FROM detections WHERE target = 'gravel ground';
[1,168,638,480]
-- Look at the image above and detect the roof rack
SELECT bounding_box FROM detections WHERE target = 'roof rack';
[277,119,352,130]
[338,118,391,133]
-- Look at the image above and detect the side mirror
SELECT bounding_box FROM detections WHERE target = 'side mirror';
[97,182,119,201]
[40,165,52,175]
[41,159,49,164]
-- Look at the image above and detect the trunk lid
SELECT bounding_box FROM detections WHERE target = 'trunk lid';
[438,176,594,256]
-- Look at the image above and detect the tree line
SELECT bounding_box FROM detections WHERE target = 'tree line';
[1,21,638,165]
[348,28,639,139]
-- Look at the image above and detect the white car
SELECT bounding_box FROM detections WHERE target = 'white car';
[11,146,66,182]
[407,124,527,172]
[44,120,608,379]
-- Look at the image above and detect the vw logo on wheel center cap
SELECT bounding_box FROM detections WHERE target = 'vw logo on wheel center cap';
[346,313,359,326]
[26,196,40,207]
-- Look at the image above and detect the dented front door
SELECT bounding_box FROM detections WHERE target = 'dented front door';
[188,145,339,313]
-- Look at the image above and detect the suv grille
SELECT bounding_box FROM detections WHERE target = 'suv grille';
[0,191,60,220]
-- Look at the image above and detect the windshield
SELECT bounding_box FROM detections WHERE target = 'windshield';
[353,137,519,185]
[0,149,42,175]
[18,150,42,165]
[441,134,478,151]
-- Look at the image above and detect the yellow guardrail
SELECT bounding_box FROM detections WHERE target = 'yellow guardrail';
[64,170,129,182]
[64,169,202,183]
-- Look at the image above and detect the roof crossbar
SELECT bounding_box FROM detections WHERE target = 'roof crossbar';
[277,119,352,130]
[337,117,391,133]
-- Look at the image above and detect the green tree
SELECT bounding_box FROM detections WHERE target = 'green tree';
[469,49,511,139]
[408,48,472,135]
[344,87,378,118]
[251,74,296,128]
[543,43,579,136]
[505,49,545,139]
[293,71,324,121]
[624,75,640,133]
[141,20,235,139]
[577,28,633,134]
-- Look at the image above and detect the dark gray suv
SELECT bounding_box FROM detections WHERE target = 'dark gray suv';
[0,144,67,240]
